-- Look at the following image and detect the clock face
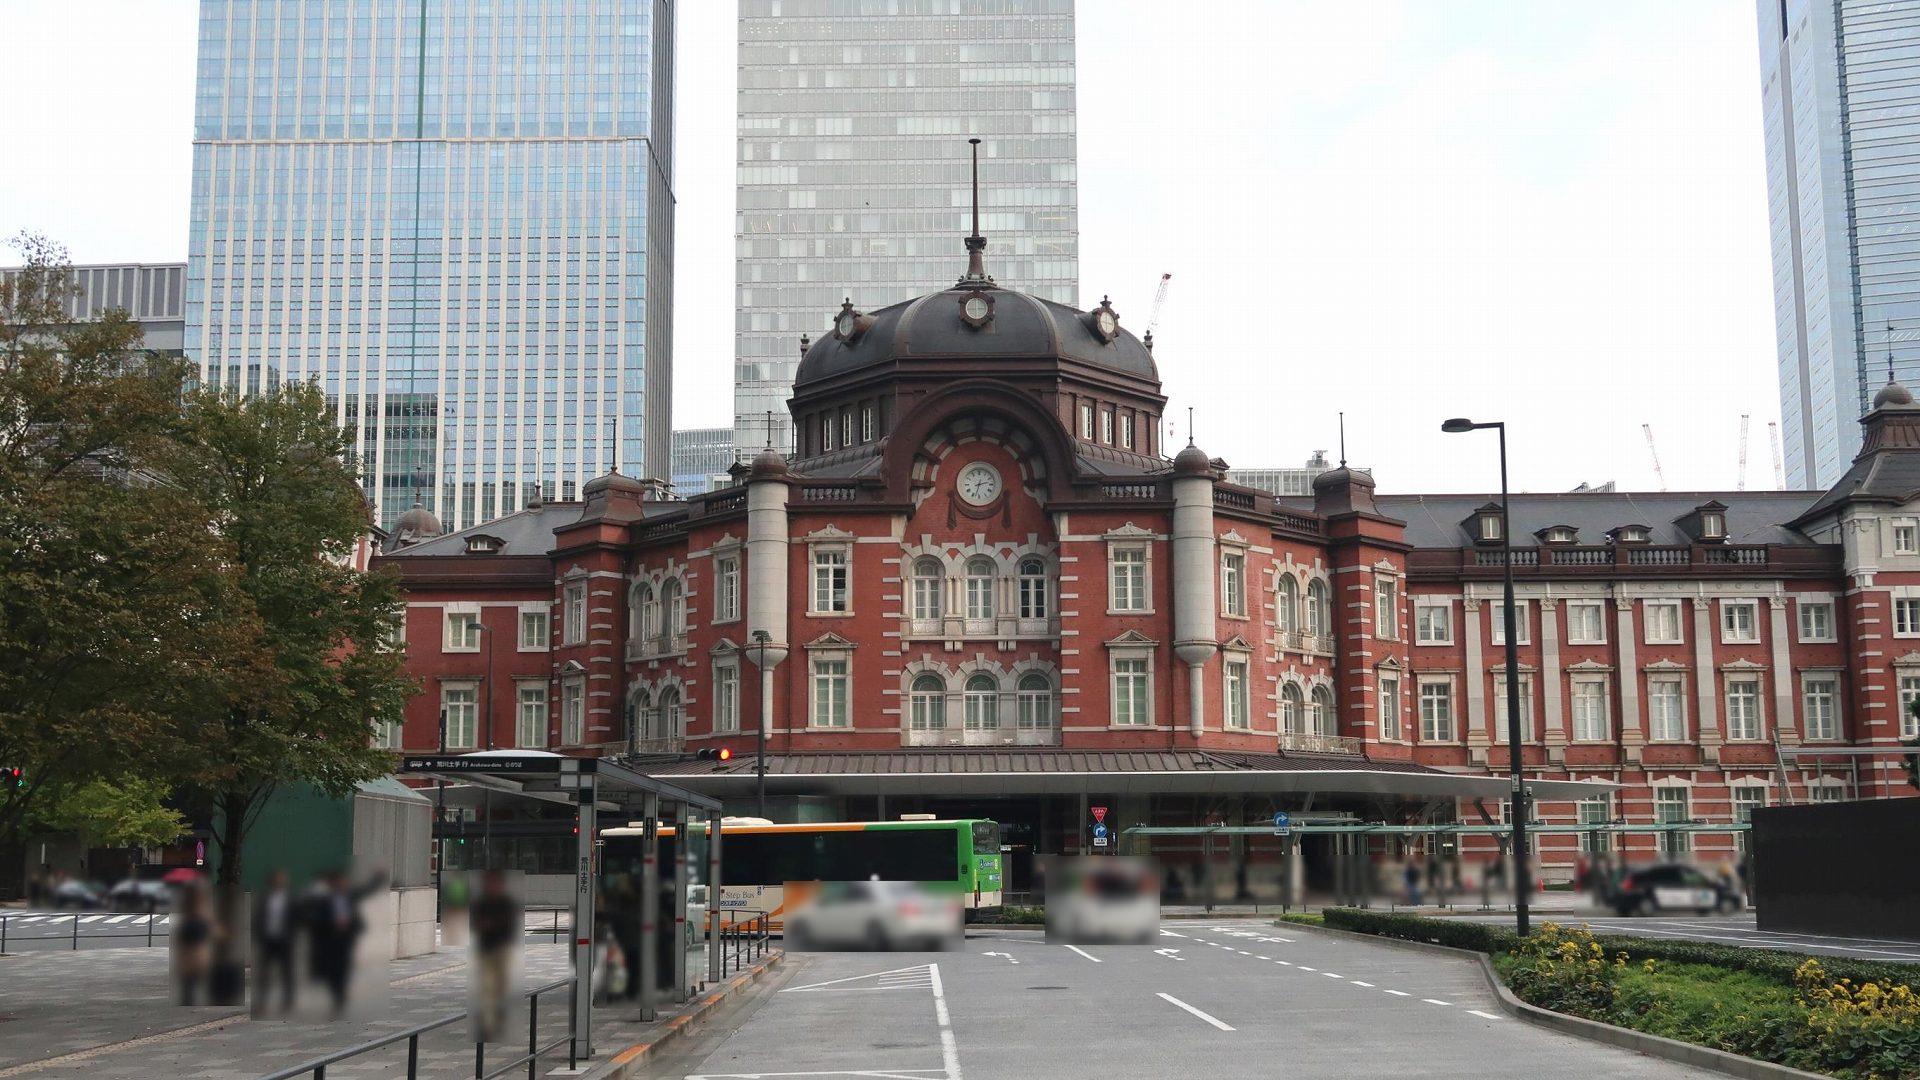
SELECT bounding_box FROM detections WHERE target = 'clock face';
[957,463,1002,506]
[836,311,857,338]
[963,295,991,321]
[1095,309,1118,339]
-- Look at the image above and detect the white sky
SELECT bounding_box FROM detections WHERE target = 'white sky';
[1,1,1781,495]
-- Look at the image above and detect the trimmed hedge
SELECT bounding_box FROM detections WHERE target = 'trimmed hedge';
[1318,908,1920,988]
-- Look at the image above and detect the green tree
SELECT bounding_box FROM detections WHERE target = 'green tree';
[27,777,187,850]
[166,382,413,886]
[0,233,240,848]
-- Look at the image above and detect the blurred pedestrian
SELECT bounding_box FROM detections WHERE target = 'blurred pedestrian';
[253,869,299,1016]
[470,871,519,1040]
[173,883,216,1005]
[1403,861,1422,906]
[305,869,386,1017]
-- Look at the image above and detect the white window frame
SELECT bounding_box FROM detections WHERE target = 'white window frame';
[1100,407,1114,445]
[516,682,547,749]
[1417,677,1455,742]
[1489,598,1530,645]
[861,404,875,443]
[964,557,997,622]
[1414,600,1453,645]
[1378,672,1403,741]
[1017,672,1055,730]
[1110,652,1153,727]
[909,674,947,731]
[1570,676,1609,742]
[1305,579,1329,637]
[1724,676,1764,740]
[1647,675,1687,741]
[1223,658,1251,730]
[713,660,741,734]
[1578,794,1615,854]
[1720,599,1760,644]
[1119,411,1135,451]
[560,677,585,745]
[1565,600,1606,646]
[1796,599,1834,643]
[1018,557,1049,621]
[1805,782,1848,804]
[841,409,854,448]
[441,682,479,749]
[1374,575,1400,640]
[1900,671,1920,739]
[1478,514,1502,542]
[1281,683,1306,735]
[1895,518,1919,555]
[911,556,945,622]
[1897,597,1920,638]
[1309,685,1337,737]
[1078,401,1094,440]
[444,605,482,653]
[1221,549,1247,618]
[1109,544,1150,614]
[1654,786,1692,855]
[810,656,851,728]
[963,674,999,731]
[1730,784,1766,852]
[1276,576,1299,634]
[715,555,741,623]
[563,582,586,645]
[1642,600,1684,645]
[373,715,405,751]
[1492,673,1533,743]
[810,545,851,615]
[1700,511,1726,540]
[1801,673,1840,741]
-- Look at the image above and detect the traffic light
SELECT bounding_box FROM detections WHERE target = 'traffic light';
[694,748,734,763]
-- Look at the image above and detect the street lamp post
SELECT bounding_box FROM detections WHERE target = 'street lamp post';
[748,630,772,818]
[1442,417,1532,937]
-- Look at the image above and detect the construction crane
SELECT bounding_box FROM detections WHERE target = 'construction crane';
[1145,272,1172,336]
[1642,424,1668,492]
[1737,413,1750,491]
[1768,421,1785,488]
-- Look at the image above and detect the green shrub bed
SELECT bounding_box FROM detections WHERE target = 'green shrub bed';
[1316,909,1920,1078]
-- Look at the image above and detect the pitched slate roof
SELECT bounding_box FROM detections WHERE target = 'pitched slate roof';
[380,502,587,558]
[1371,492,1822,548]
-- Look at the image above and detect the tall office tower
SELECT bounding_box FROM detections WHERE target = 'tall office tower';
[187,1,676,530]
[1760,0,1920,489]
[0,262,187,356]
[670,426,735,496]
[734,0,1078,451]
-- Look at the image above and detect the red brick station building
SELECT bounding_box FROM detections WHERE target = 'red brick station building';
[377,241,1920,893]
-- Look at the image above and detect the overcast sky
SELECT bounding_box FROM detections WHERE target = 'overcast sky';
[1,1,1780,495]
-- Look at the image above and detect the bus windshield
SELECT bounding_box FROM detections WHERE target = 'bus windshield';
[972,820,1001,856]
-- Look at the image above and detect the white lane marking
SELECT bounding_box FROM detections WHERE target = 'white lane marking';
[1275,960,1292,966]
[17,916,48,924]
[930,962,963,1080]
[1234,950,1250,955]
[1422,998,1453,1007]
[1470,1010,1503,1020]
[1255,955,1270,960]
[104,915,133,924]
[1351,981,1374,988]
[981,951,1019,965]
[1297,965,1317,972]
[1061,943,1102,963]
[1321,972,1343,979]
[1154,948,1185,961]
[1384,989,1410,997]
[1157,993,1236,1032]
[1159,928,1188,938]
[77,916,103,924]
[783,964,935,993]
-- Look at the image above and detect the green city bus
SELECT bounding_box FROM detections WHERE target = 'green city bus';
[604,817,1002,930]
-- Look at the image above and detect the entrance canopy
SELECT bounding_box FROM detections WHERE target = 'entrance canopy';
[641,749,1617,800]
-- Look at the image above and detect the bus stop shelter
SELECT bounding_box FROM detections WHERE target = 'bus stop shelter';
[399,752,724,1062]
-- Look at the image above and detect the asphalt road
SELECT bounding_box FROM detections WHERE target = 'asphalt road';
[644,920,1713,1080]
[0,911,172,953]
[1447,911,1920,963]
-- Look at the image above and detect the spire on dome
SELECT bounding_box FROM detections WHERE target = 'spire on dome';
[960,138,991,285]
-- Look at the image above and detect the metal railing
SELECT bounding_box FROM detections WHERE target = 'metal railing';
[0,910,169,951]
[717,913,771,978]
[258,976,576,1080]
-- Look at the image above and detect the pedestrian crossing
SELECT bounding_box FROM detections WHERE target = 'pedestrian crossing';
[3,909,170,925]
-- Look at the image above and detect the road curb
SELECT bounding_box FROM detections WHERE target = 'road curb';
[580,952,785,1079]
[1277,921,1825,1080]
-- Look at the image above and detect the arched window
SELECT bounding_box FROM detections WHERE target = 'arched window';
[912,557,944,621]
[1017,672,1055,730]
[910,674,947,730]
[1282,683,1305,734]
[630,687,652,747]
[661,578,685,640]
[1306,579,1329,636]
[656,686,683,741]
[965,557,996,621]
[631,581,654,639]
[1310,685,1337,737]
[1018,557,1049,620]
[964,673,999,730]
[1277,575,1298,633]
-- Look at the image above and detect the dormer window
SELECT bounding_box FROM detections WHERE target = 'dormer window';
[1540,526,1577,545]
[465,534,501,555]
[1701,511,1726,540]
[1678,500,1729,543]
[1466,502,1504,543]
[1609,525,1651,544]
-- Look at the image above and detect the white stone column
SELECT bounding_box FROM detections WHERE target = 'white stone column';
[1616,593,1643,762]
[1768,595,1798,742]
[1464,597,1489,752]
[1691,598,1721,757]
[1172,467,1219,737]
[1541,595,1566,760]
[746,465,791,745]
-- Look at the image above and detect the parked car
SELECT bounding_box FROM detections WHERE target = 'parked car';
[50,878,105,910]
[783,880,962,951]
[1044,856,1159,944]
[108,865,176,912]
[1610,863,1742,916]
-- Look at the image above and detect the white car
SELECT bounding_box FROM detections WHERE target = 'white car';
[783,881,961,951]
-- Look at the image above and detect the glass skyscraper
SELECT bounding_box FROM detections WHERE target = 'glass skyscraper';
[1760,0,1920,488]
[734,0,1078,451]
[187,0,675,530]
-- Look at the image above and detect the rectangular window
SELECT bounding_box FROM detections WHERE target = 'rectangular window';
[1379,674,1402,741]
[1643,600,1683,645]
[516,684,547,748]
[1078,402,1094,440]
[1571,678,1609,741]
[1721,600,1759,643]
[861,405,875,443]
[1731,786,1765,855]
[1479,514,1502,541]
[1806,784,1847,804]
[1565,601,1606,645]
[1221,551,1246,617]
[1414,601,1452,645]
[1100,408,1114,445]
[1802,675,1839,740]
[812,548,850,613]
[1654,787,1691,855]
[1648,676,1687,741]
[1902,673,1920,738]
[1112,657,1150,726]
[1110,547,1148,612]
[1418,680,1455,742]
[561,679,584,745]
[1896,519,1919,555]
[811,659,850,727]
[1490,598,1530,645]
[1797,600,1834,642]
[442,683,478,749]
[841,409,854,447]
[1493,674,1532,742]
[716,556,741,622]
[444,608,482,652]
[374,717,404,750]
[1119,411,1135,450]
[1224,660,1250,730]
[1897,598,1920,637]
[563,583,586,645]
[1375,577,1399,640]
[714,664,740,733]
[1725,677,1763,740]
[518,608,548,650]
[1578,795,1614,854]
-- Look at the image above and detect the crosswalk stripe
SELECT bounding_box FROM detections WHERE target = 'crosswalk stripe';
[78,916,104,923]
[104,915,133,924]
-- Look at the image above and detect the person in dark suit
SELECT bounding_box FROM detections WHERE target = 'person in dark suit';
[305,868,386,1017]
[253,870,299,1016]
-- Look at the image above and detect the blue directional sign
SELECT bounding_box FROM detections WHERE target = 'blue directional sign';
[1092,821,1110,848]
[1273,811,1292,837]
